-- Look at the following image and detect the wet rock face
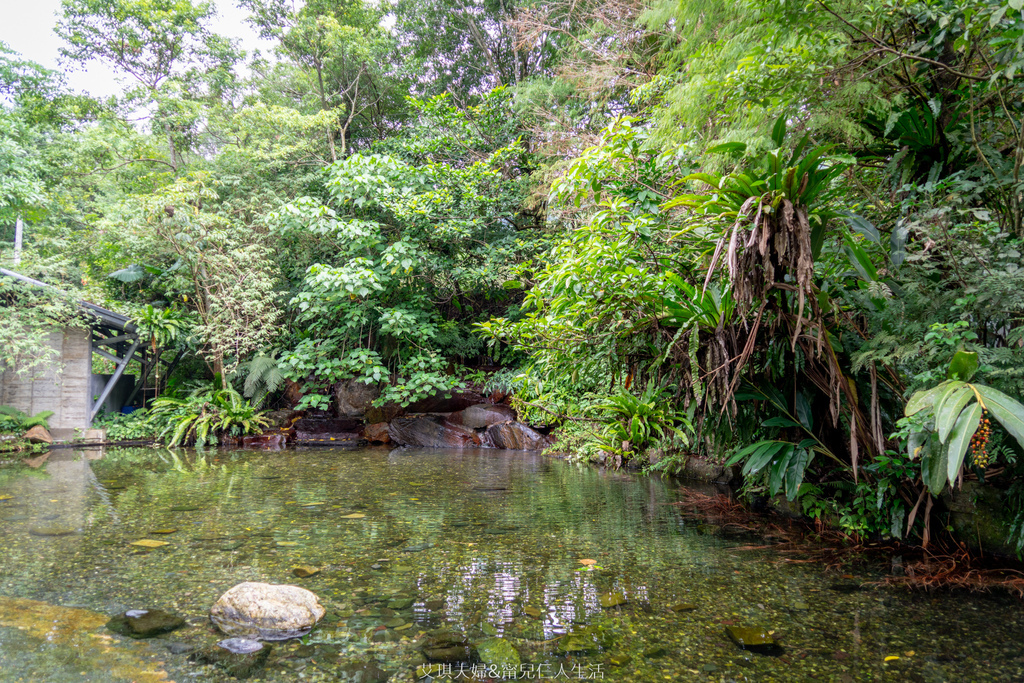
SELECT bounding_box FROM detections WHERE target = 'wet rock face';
[446,404,516,430]
[293,417,362,445]
[189,639,272,679]
[334,379,381,418]
[482,422,553,451]
[387,417,480,449]
[406,389,485,414]
[362,422,391,444]
[106,609,185,638]
[209,582,325,640]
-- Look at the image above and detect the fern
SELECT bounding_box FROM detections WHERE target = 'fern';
[240,353,285,408]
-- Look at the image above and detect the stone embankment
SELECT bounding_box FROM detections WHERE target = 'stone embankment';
[240,384,554,452]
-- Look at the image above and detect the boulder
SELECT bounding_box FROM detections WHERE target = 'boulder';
[282,380,305,408]
[447,404,516,430]
[334,379,381,418]
[482,422,553,451]
[362,422,391,444]
[209,582,325,640]
[364,403,405,423]
[406,389,486,414]
[106,609,185,638]
[387,417,480,449]
[23,425,52,445]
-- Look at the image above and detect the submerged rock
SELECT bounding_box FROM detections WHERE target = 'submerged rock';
[106,609,185,638]
[217,637,265,654]
[476,637,520,668]
[422,632,474,663]
[338,660,390,683]
[599,592,627,608]
[210,582,325,640]
[190,640,272,679]
[482,422,553,451]
[726,626,784,656]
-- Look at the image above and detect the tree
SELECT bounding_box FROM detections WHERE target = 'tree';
[57,0,240,170]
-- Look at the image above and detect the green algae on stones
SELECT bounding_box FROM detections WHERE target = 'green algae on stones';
[476,637,520,668]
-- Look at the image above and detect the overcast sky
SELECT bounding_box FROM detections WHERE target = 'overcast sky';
[1,0,275,98]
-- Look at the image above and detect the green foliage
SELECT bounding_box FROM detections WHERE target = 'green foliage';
[149,382,269,447]
[590,382,693,461]
[94,409,159,442]
[0,406,54,434]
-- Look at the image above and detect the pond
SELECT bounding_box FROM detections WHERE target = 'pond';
[0,446,1022,682]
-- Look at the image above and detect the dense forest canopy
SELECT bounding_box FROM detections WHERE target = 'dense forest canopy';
[5,0,1024,552]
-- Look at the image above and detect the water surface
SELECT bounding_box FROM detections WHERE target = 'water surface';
[0,446,1022,682]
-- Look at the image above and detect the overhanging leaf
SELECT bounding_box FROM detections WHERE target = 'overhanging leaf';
[935,385,973,443]
[947,351,979,382]
[905,381,954,416]
[975,385,1024,448]
[946,402,982,485]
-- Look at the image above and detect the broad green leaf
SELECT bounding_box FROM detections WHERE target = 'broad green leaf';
[935,386,973,443]
[975,385,1024,448]
[768,445,795,496]
[743,441,786,476]
[931,381,966,424]
[795,392,812,431]
[707,142,747,155]
[905,381,954,416]
[785,448,814,501]
[771,114,787,147]
[843,234,878,281]
[921,432,946,495]
[947,351,979,382]
[762,416,800,428]
[946,402,982,485]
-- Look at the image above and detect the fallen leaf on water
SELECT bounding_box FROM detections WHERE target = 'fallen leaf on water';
[884,656,900,662]
[130,539,169,548]
[149,529,178,534]
[341,513,366,519]
[579,559,597,566]
[276,541,299,546]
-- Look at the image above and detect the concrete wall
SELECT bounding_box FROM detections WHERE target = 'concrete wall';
[0,327,91,436]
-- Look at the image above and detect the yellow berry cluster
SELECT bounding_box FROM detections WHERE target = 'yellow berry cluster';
[970,410,992,469]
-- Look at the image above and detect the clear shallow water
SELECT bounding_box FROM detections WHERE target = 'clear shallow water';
[0,446,1022,682]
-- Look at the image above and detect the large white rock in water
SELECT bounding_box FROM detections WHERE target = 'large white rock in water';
[210,582,325,640]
